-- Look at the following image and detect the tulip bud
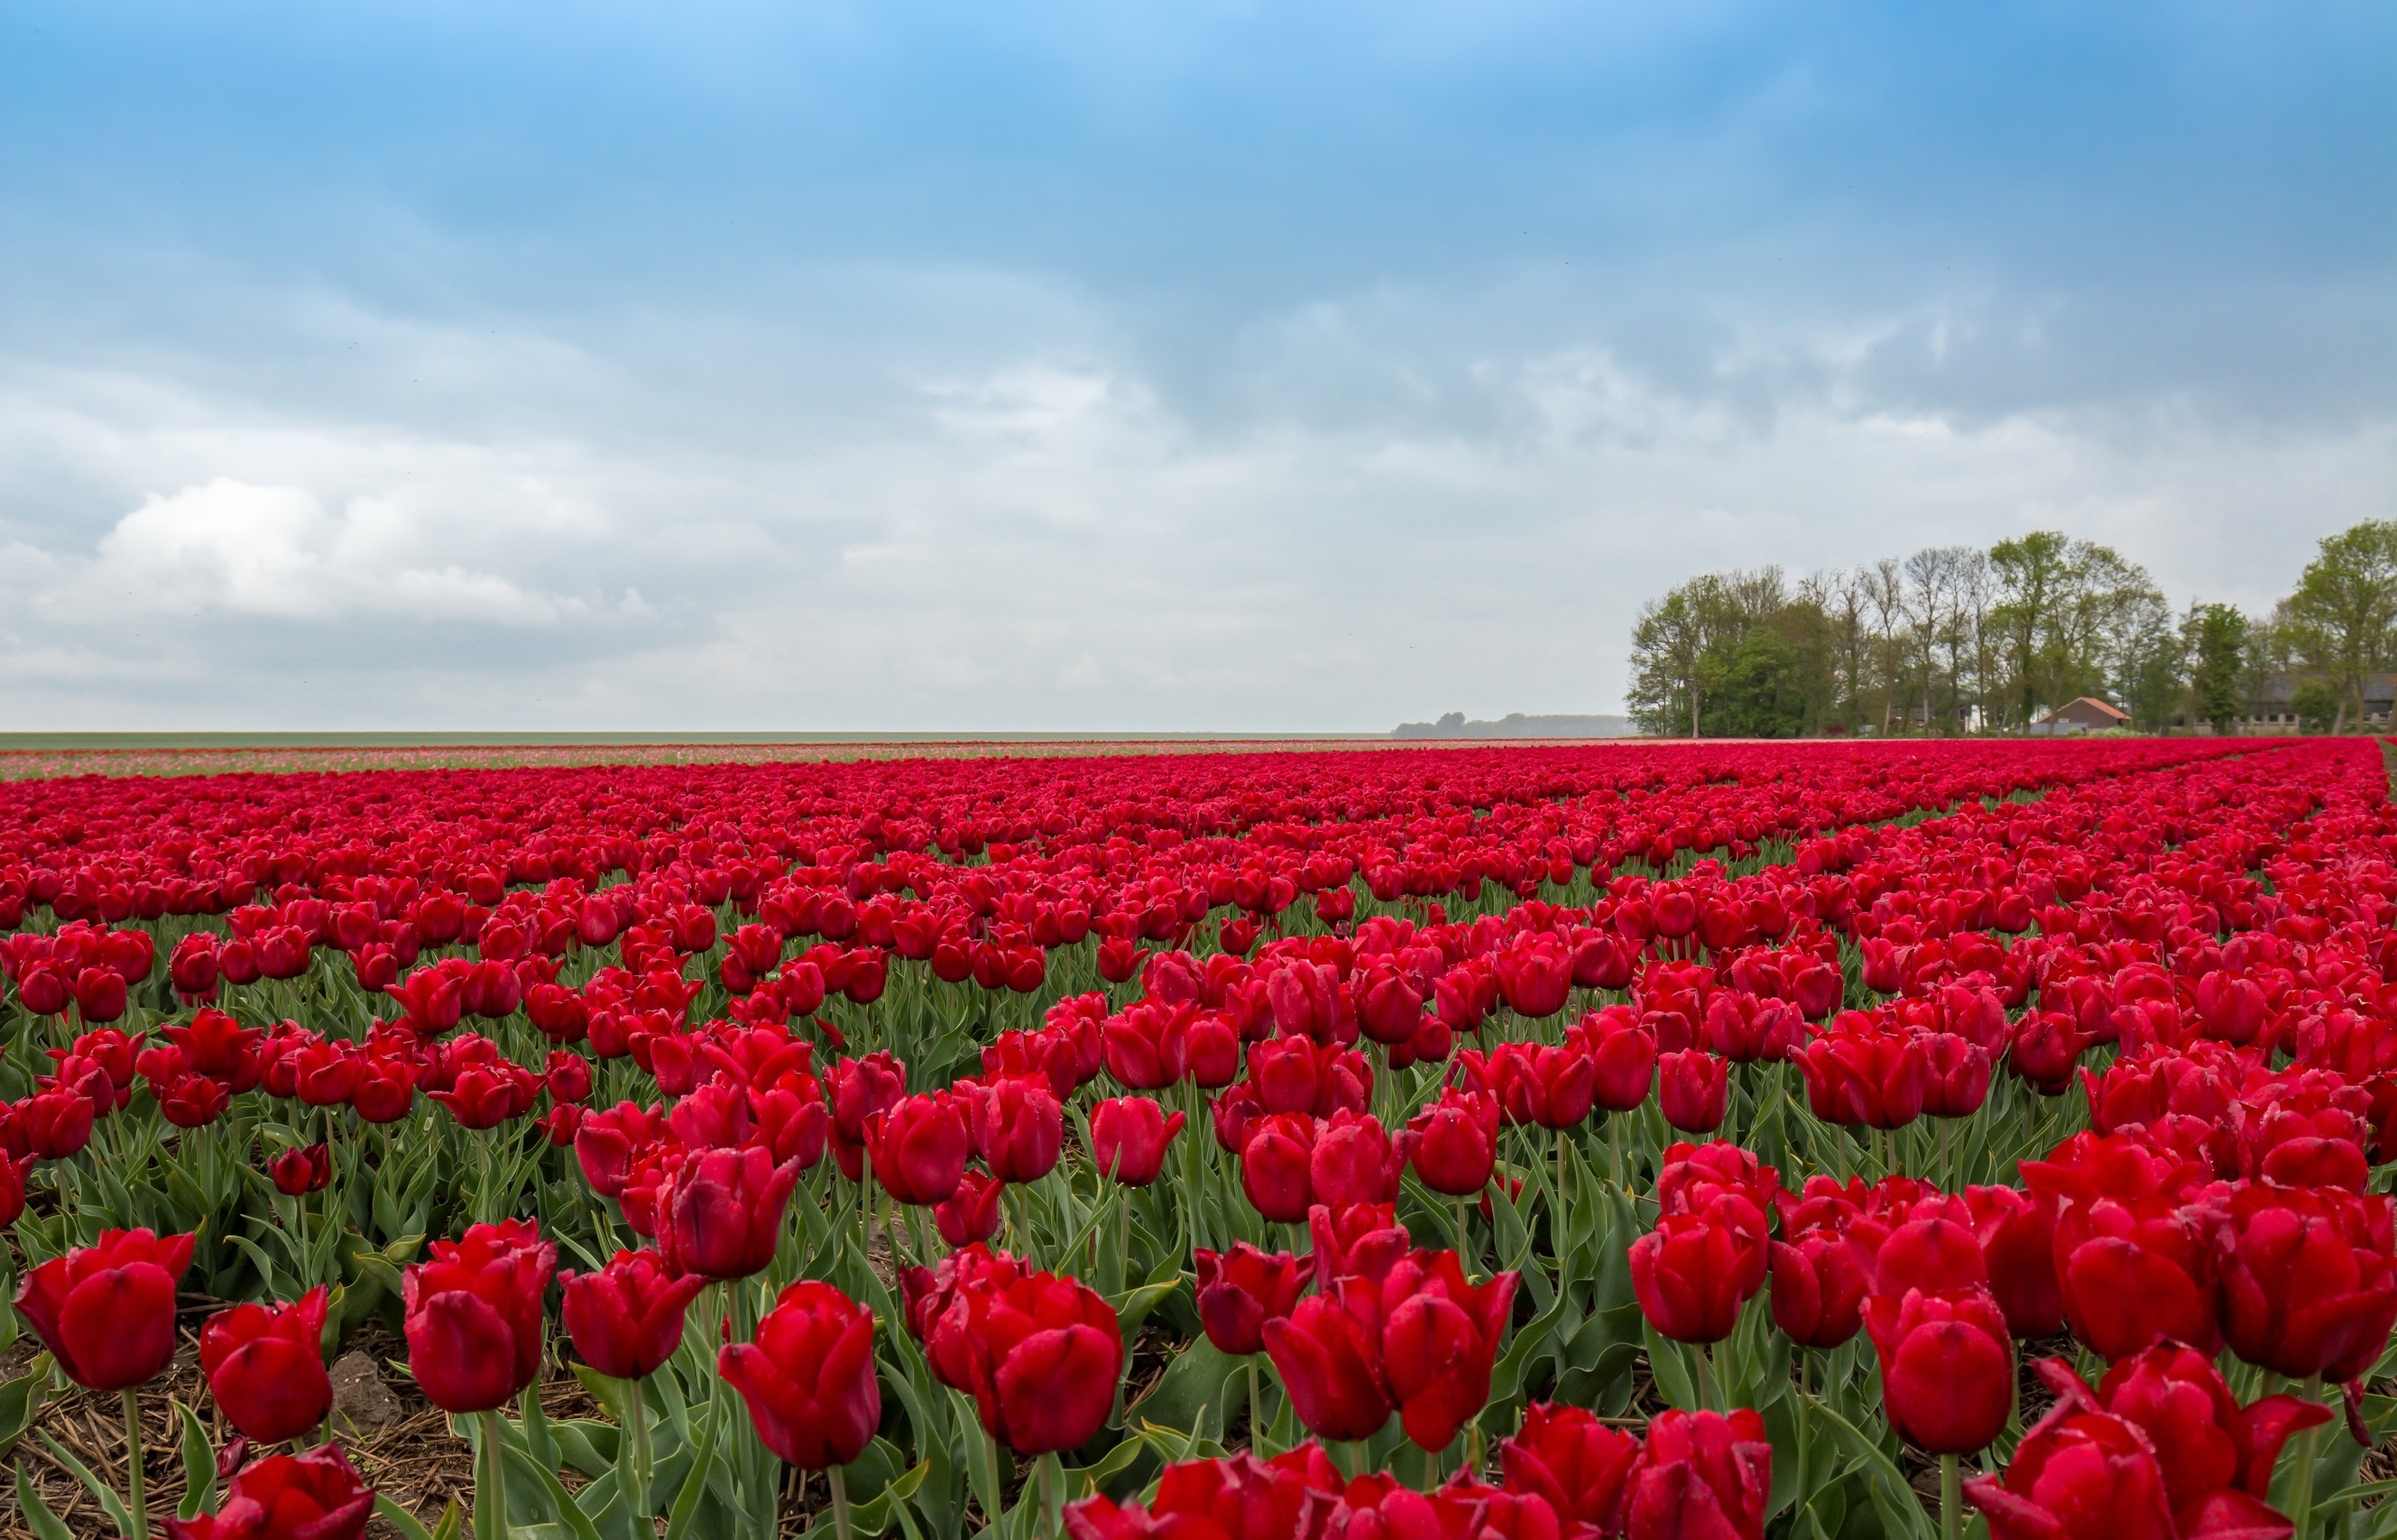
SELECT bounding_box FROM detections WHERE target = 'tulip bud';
[1194,1242,1306,1356]
[720,1279,882,1470]
[200,1286,333,1443]
[559,1249,707,1381]
[16,1227,198,1390]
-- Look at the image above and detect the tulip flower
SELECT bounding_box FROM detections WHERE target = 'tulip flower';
[16,1227,195,1390]
[662,1144,803,1279]
[1500,1402,1643,1534]
[1920,1033,1992,1120]
[1657,1050,1729,1134]
[428,1061,540,1130]
[1309,1110,1409,1211]
[2079,1347,2332,1509]
[156,1071,233,1130]
[401,1218,556,1414]
[1631,1214,1756,1344]
[200,1286,333,1443]
[1494,935,1573,1018]
[270,1142,332,1197]
[1062,1448,1341,1540]
[2211,1180,2397,1383]
[0,1151,31,1228]
[576,1101,669,1199]
[1768,1231,1870,1350]
[960,1074,1064,1184]
[1863,1286,2014,1454]
[828,1049,908,1146]
[1873,1216,1987,1298]
[1309,1202,1411,1290]
[1964,1402,2291,1540]
[1965,1185,2065,1339]
[927,1267,1125,1455]
[15,1087,95,1157]
[864,1093,970,1206]
[1793,1026,1927,1130]
[1261,1286,1393,1443]
[1091,1096,1186,1186]
[2051,1192,2218,1360]
[1622,1409,1772,1540]
[1194,1243,1307,1356]
[161,1443,375,1540]
[720,1279,881,1471]
[748,1076,831,1169]
[559,1249,708,1381]
[1240,1112,1320,1224]
[936,1169,1007,1246]
[1265,1249,1516,1452]
[1406,1088,1498,1195]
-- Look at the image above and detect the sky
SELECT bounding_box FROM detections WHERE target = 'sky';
[3,2,2392,732]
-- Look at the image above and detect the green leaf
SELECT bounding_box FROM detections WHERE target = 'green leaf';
[569,1361,628,1423]
[1639,1321,1699,1413]
[1109,1277,1184,1338]
[1811,1395,1935,1540]
[33,1427,134,1536]
[177,1397,218,1519]
[373,1492,440,1540]
[661,1394,721,1540]
[0,1351,51,1457]
[14,1461,76,1540]
[502,1441,608,1540]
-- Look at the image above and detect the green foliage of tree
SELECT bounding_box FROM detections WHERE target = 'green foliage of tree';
[2280,520,2397,733]
[2183,603,2252,733]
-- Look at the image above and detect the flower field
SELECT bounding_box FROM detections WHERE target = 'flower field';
[3,737,2396,1540]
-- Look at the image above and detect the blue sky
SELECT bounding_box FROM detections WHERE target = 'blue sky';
[4,2,2391,729]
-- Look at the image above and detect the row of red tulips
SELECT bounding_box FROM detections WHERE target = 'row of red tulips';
[0,738,2392,1540]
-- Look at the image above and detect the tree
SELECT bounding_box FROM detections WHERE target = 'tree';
[2280,520,2397,733]
[2183,604,2253,733]
[1987,532,2164,730]
[1989,531,2074,731]
[1627,577,1728,737]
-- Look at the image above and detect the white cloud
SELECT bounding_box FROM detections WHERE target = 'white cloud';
[41,478,591,627]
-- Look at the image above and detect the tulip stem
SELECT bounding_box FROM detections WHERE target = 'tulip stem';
[1247,1359,1268,1457]
[623,1375,651,1527]
[1939,1454,1960,1540]
[829,1462,855,1540]
[121,1388,149,1540]
[2290,1375,2324,1540]
[1037,1452,1064,1540]
[1455,1196,1474,1277]
[477,1409,511,1540]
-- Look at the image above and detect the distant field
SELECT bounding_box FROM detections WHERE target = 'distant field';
[0,731,1599,780]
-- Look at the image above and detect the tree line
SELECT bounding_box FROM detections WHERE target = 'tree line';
[1624,519,2397,738]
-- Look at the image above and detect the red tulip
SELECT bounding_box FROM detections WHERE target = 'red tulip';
[16,1088,95,1157]
[1064,1446,1342,1540]
[1241,1112,1321,1224]
[926,1266,1124,1455]
[349,1053,419,1123]
[1657,1051,1729,1135]
[427,1061,540,1130]
[156,1071,233,1129]
[1919,1033,1992,1119]
[1631,1214,1756,1344]
[1872,1216,1987,1298]
[1793,1025,1927,1130]
[2210,1179,2397,1381]
[2081,1346,2333,1508]
[1501,1401,1642,1534]
[15,1227,195,1390]
[1489,1039,1600,1130]
[936,1170,1007,1246]
[200,1286,332,1443]
[559,1249,708,1380]
[576,1101,669,1199]
[1194,1242,1307,1356]
[663,1144,803,1279]
[1494,934,1573,1018]
[829,1049,908,1145]
[1862,1286,2014,1454]
[719,1279,880,1471]
[0,1152,31,1227]
[1261,1286,1392,1443]
[1309,1202,1412,1290]
[1622,1409,1772,1540]
[1768,1231,1869,1349]
[1091,1096,1186,1186]
[960,1074,1064,1185]
[1406,1088,1498,1195]
[161,1443,375,1540]
[1309,1110,1408,1210]
[401,1219,557,1414]
[270,1143,332,1196]
[2051,1191,2218,1360]
[1966,1185,2064,1339]
[1964,1404,2283,1540]
[846,1085,963,1202]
